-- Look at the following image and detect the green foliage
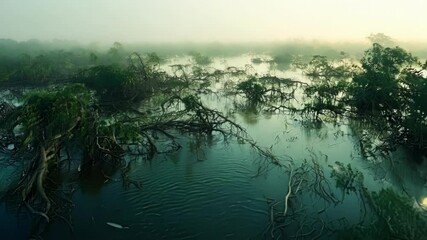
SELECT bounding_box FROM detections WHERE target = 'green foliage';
[349,43,417,114]
[0,49,99,86]
[108,42,124,60]
[303,55,352,118]
[145,52,164,67]
[182,95,201,111]
[348,44,427,152]
[237,78,266,104]
[89,52,98,63]
[79,64,141,100]
[0,56,19,82]
[251,57,263,64]
[191,65,209,80]
[14,84,91,146]
[301,44,427,152]
[399,68,427,150]
[141,52,166,79]
[271,53,293,70]
[98,114,142,145]
[189,52,212,66]
[12,54,55,84]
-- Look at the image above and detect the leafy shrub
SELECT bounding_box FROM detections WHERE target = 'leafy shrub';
[189,52,212,66]
[237,78,266,103]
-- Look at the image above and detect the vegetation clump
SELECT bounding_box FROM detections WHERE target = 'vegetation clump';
[297,43,427,154]
[237,77,266,104]
[1,85,95,222]
[302,55,353,119]
[189,52,212,66]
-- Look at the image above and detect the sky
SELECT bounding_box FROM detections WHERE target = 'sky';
[0,0,426,43]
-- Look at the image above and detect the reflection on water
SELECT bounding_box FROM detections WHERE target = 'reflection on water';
[3,113,421,239]
[1,55,427,239]
[237,108,259,125]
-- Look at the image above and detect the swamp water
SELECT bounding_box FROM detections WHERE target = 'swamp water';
[1,55,427,239]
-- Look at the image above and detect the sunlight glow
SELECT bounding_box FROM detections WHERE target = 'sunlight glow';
[0,0,426,43]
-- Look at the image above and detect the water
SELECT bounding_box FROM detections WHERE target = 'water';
[1,55,426,239]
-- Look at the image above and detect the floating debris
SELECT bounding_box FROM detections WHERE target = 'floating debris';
[106,222,130,229]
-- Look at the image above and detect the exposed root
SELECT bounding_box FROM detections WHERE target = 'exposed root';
[309,151,340,205]
[283,164,294,217]
[20,145,52,222]
[36,146,51,217]
[23,199,50,222]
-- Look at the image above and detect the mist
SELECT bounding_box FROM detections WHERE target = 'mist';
[1,0,426,43]
[2,1,427,239]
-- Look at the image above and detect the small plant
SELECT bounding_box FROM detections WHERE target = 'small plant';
[237,78,266,104]
[270,53,294,70]
[189,52,212,66]
[251,57,263,64]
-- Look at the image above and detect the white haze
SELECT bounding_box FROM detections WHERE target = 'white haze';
[0,0,426,43]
